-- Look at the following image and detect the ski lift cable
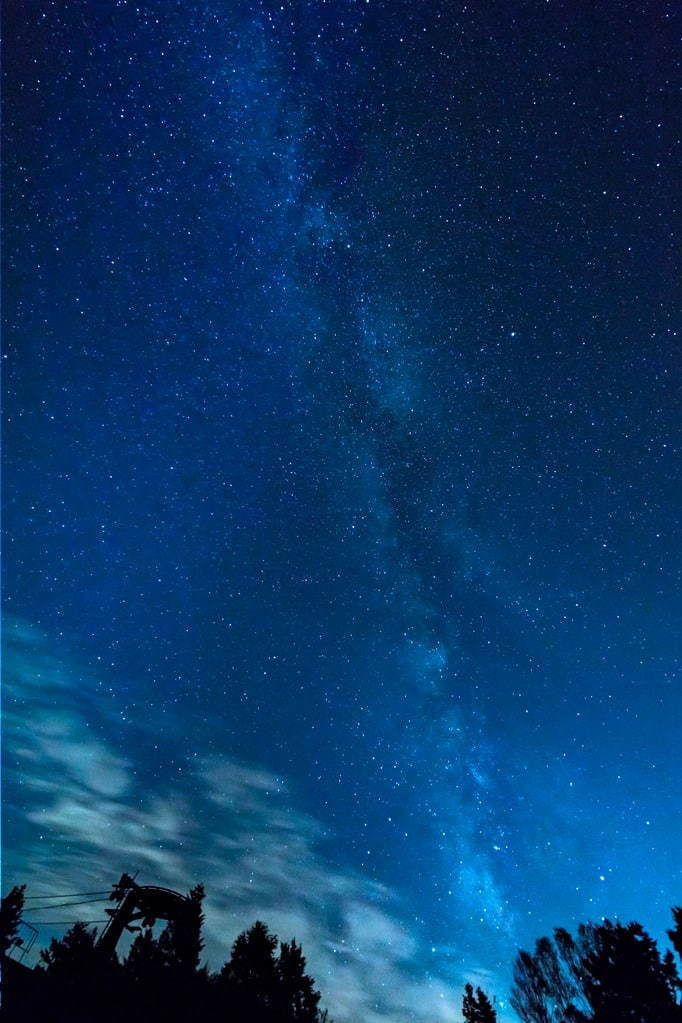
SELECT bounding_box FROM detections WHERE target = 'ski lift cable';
[23,890,111,900]
[24,919,110,925]
[22,896,110,909]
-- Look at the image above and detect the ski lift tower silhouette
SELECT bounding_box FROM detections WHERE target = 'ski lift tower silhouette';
[97,874,192,957]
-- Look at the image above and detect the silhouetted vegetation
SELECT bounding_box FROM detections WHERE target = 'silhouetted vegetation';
[511,919,682,1023]
[3,880,682,1022]
[462,981,497,1021]
[0,882,325,1023]
[0,887,25,958]
[669,908,682,964]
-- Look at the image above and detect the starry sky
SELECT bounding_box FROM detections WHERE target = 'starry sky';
[3,1,680,1020]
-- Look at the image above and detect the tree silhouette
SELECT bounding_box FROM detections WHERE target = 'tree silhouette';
[511,948,555,1023]
[578,920,680,1023]
[157,882,205,976]
[37,921,121,1022]
[8,870,682,1023]
[218,920,279,1021]
[212,920,328,1023]
[1,872,333,1023]
[669,908,682,965]
[0,885,26,957]
[121,884,207,1022]
[462,982,497,1022]
[511,928,587,1023]
[125,926,168,984]
[39,920,106,977]
[122,926,169,1020]
[276,938,322,1023]
[512,919,681,1023]
[0,886,32,1020]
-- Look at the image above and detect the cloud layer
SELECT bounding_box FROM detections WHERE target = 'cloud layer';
[4,618,500,1022]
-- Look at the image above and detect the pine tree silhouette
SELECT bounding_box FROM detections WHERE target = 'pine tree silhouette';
[277,938,322,1023]
[157,883,205,975]
[37,921,121,1022]
[122,884,207,1022]
[2,875,332,1023]
[219,920,279,1021]
[123,926,169,1020]
[125,926,168,985]
[39,921,104,977]
[213,920,328,1023]
[0,886,26,957]
[462,981,497,1022]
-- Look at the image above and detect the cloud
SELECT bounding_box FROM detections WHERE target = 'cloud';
[4,618,510,1021]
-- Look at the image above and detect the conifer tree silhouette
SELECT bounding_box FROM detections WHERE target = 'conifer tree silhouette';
[462,981,497,1022]
[277,938,322,1023]
[123,925,169,1020]
[37,922,121,1022]
[39,921,105,977]
[125,926,168,985]
[157,882,205,975]
[0,886,26,957]
[214,920,328,1023]
[121,883,207,1022]
[225,919,278,1019]
[2,877,331,1023]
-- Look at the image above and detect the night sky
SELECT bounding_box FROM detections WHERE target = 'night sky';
[3,2,680,1020]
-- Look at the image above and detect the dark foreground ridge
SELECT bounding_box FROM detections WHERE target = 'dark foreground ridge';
[2,875,682,1022]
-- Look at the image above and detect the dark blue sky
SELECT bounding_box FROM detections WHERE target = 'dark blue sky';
[4,2,680,1019]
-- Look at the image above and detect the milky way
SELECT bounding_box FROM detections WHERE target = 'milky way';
[4,3,680,1020]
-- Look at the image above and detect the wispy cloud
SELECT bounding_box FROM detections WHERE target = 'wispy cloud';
[4,618,512,1021]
